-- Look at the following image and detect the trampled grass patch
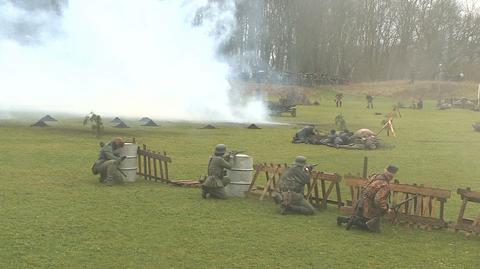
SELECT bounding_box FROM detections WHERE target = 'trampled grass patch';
[1,84,479,268]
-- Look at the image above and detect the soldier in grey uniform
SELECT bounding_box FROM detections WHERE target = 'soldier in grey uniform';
[201,144,232,199]
[92,137,126,186]
[272,156,315,215]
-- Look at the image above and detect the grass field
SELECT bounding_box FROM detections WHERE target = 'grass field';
[1,81,480,268]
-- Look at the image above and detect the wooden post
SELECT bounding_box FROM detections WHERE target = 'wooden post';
[153,151,158,182]
[137,146,141,175]
[164,151,169,180]
[143,144,147,180]
[362,157,368,178]
[335,182,342,208]
[147,153,152,181]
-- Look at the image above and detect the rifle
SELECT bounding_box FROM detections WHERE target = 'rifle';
[388,194,419,222]
[228,150,245,158]
[305,163,319,172]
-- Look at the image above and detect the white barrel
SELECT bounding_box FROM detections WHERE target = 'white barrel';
[225,154,253,197]
[119,143,138,182]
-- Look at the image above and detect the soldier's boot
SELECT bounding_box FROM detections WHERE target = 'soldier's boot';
[271,192,283,205]
[345,216,354,230]
[104,177,114,186]
[279,204,287,215]
[337,216,349,226]
[201,186,208,199]
[366,218,381,233]
[288,205,314,215]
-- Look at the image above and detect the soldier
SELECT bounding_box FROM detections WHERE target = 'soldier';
[271,156,315,215]
[92,137,126,186]
[335,93,344,107]
[337,165,398,232]
[366,94,373,109]
[292,125,317,143]
[201,144,232,199]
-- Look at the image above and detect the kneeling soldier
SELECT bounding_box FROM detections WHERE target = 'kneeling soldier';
[92,137,126,186]
[272,156,315,215]
[201,144,232,199]
[337,165,398,232]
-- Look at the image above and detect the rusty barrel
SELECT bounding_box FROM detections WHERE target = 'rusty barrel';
[225,154,253,197]
[119,142,138,182]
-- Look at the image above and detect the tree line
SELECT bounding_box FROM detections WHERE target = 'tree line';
[223,0,480,83]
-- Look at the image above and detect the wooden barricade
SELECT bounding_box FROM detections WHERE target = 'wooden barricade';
[306,171,343,209]
[248,163,344,209]
[341,175,451,228]
[248,163,287,201]
[137,144,172,183]
[455,188,480,236]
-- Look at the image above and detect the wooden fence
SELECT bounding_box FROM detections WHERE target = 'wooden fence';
[247,163,343,209]
[248,163,287,201]
[137,144,172,183]
[306,171,343,209]
[455,188,480,236]
[341,175,451,228]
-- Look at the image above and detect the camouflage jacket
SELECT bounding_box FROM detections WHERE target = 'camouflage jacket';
[97,141,121,162]
[278,165,310,193]
[203,155,232,188]
[358,173,390,219]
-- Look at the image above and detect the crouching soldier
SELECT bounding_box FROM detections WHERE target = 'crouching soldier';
[337,165,398,232]
[201,144,232,199]
[91,137,126,186]
[272,156,315,215]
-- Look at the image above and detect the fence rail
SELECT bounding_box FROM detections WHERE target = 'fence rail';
[137,144,172,182]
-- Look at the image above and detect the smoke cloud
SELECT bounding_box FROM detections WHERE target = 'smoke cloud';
[0,0,268,123]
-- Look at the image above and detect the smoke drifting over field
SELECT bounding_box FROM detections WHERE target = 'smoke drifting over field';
[0,0,267,122]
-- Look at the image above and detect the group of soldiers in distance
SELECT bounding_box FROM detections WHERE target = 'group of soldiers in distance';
[93,139,397,233]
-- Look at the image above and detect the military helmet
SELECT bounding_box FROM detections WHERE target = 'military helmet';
[214,144,226,154]
[294,156,307,166]
[113,137,125,147]
[386,165,398,174]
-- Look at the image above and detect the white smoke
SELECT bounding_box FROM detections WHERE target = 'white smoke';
[0,0,268,123]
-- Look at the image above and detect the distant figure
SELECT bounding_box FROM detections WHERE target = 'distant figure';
[366,95,373,109]
[337,165,398,232]
[417,98,423,110]
[327,129,338,144]
[335,93,344,107]
[92,137,126,186]
[271,156,315,215]
[201,144,232,199]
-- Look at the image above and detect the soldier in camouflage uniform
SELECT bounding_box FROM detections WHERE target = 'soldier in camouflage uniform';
[337,165,398,232]
[92,137,126,186]
[272,156,315,215]
[201,144,232,199]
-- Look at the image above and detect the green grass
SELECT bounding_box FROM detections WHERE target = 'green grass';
[1,83,480,268]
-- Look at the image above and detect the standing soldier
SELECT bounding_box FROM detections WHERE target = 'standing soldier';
[272,156,315,215]
[201,144,232,199]
[92,137,126,186]
[337,165,398,232]
[366,94,374,109]
[335,93,344,107]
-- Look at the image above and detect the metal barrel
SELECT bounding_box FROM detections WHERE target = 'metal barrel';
[225,154,253,197]
[119,143,138,182]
